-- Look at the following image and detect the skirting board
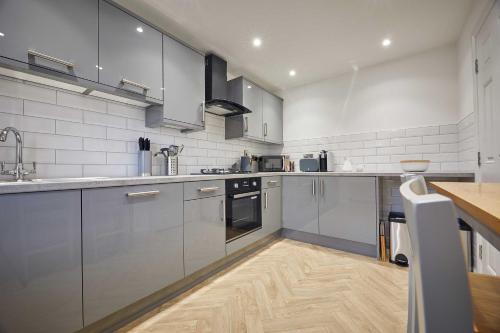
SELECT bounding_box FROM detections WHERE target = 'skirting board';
[281,228,377,258]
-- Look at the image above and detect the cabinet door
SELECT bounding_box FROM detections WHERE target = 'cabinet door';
[319,177,377,245]
[262,186,282,235]
[163,35,204,126]
[0,190,82,333]
[242,79,264,140]
[282,176,319,234]
[263,91,283,144]
[0,0,98,82]
[99,0,163,101]
[184,195,226,276]
[82,183,184,325]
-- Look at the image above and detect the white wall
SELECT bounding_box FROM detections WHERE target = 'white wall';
[282,44,459,141]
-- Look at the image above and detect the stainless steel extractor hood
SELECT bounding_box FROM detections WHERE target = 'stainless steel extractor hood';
[204,54,251,117]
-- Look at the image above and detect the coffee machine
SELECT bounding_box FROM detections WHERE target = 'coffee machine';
[319,150,328,172]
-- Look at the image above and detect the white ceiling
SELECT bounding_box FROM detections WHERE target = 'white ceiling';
[116,0,473,93]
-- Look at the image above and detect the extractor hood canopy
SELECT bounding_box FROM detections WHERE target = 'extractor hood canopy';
[204,54,251,117]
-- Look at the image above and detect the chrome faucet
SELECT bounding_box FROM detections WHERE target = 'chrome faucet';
[0,127,36,181]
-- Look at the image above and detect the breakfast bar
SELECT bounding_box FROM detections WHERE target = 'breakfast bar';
[431,182,500,251]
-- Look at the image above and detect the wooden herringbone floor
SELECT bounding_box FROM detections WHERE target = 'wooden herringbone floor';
[119,239,408,333]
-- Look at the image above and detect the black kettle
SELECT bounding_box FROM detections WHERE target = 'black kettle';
[319,150,328,172]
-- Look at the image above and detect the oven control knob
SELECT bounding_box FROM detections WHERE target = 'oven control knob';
[252,181,257,186]
[233,183,239,189]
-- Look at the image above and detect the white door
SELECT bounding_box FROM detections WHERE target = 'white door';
[476,1,500,181]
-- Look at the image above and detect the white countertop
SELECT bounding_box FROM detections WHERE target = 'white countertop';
[0,171,474,194]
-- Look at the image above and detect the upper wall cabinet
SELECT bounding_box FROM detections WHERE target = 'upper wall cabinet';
[146,35,204,130]
[263,90,283,144]
[227,77,264,140]
[226,77,283,144]
[0,0,99,82]
[98,0,163,102]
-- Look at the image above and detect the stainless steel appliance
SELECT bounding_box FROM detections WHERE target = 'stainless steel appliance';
[155,144,184,176]
[258,155,289,172]
[389,212,410,266]
[319,150,328,172]
[226,177,262,242]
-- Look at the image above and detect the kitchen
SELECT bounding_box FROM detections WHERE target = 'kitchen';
[0,0,499,332]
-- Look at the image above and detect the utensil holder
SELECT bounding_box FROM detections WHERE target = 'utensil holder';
[138,151,152,176]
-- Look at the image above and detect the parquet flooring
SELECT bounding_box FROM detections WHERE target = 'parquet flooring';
[119,239,408,333]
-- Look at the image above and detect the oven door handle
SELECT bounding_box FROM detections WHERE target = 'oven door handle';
[230,191,261,199]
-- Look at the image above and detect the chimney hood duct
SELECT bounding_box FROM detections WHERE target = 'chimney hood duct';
[204,54,251,117]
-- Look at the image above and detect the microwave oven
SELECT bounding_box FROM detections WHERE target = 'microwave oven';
[258,155,290,172]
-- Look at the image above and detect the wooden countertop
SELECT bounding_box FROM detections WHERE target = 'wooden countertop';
[430,182,500,236]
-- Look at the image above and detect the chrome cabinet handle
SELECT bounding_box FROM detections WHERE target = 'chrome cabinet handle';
[264,123,268,136]
[312,179,316,197]
[198,186,220,193]
[220,199,225,222]
[201,100,206,124]
[244,117,249,132]
[320,179,325,197]
[232,191,260,199]
[267,180,278,186]
[127,190,160,197]
[121,78,150,91]
[264,192,268,209]
[28,49,75,68]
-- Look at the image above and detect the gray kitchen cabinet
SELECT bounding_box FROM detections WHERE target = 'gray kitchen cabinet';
[263,90,283,144]
[0,190,83,333]
[227,77,264,140]
[0,0,98,82]
[282,176,319,234]
[318,176,377,245]
[82,183,184,325]
[262,185,282,235]
[99,0,163,101]
[146,35,205,130]
[184,195,226,276]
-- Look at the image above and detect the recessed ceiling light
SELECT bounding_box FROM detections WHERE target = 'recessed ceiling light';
[382,38,392,47]
[247,85,252,89]
[252,38,262,47]
[0,32,4,37]
[289,70,296,77]
[136,26,144,33]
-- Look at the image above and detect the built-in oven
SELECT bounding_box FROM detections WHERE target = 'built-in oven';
[226,177,262,243]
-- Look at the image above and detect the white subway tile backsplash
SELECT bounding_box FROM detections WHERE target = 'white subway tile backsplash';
[23,148,55,164]
[0,76,56,104]
[84,138,127,153]
[56,150,106,165]
[377,146,405,155]
[24,133,82,150]
[84,111,127,129]
[107,103,144,120]
[422,133,458,144]
[0,95,23,115]
[439,124,458,134]
[405,144,439,154]
[405,126,439,137]
[364,139,390,148]
[83,164,127,177]
[57,91,106,113]
[24,100,83,122]
[377,129,405,139]
[364,155,391,164]
[391,154,422,163]
[107,127,144,141]
[35,164,83,178]
[0,113,55,134]
[439,143,458,153]
[391,136,422,146]
[56,120,106,139]
[107,152,137,165]
[350,148,376,156]
[422,152,458,162]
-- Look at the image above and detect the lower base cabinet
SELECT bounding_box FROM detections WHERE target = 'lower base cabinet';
[319,176,377,245]
[82,183,184,325]
[184,195,227,276]
[0,190,83,333]
[282,176,319,233]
